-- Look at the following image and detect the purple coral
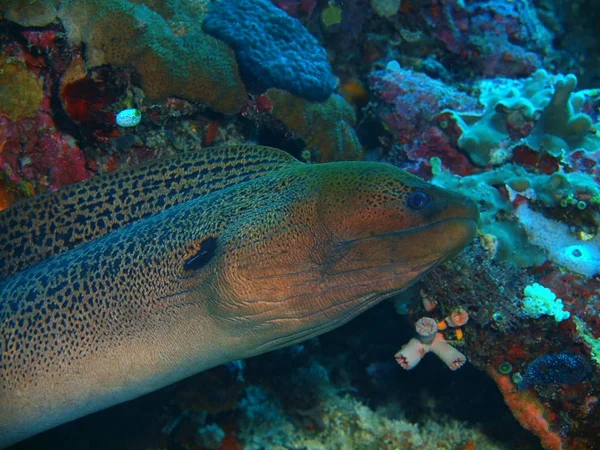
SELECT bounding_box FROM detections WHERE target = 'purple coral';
[203,0,335,101]
[369,66,480,144]
[423,0,551,77]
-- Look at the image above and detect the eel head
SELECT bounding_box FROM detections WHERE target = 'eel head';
[185,162,478,357]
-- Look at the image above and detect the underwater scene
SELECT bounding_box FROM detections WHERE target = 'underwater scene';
[0,0,599,449]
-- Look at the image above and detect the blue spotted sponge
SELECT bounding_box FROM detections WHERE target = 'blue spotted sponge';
[203,0,336,101]
[517,352,591,391]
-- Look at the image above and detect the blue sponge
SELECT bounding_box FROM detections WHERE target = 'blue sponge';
[203,0,336,101]
[517,352,591,391]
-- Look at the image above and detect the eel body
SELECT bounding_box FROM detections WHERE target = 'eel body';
[0,145,478,447]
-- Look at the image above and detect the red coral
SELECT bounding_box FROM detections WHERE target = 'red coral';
[0,113,90,192]
[21,30,60,51]
[60,65,130,127]
[513,144,560,174]
[273,0,316,19]
[408,125,477,178]
[563,150,600,177]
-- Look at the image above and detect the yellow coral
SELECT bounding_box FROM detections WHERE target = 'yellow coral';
[3,0,59,26]
[0,53,44,121]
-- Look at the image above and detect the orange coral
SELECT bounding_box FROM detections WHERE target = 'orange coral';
[0,177,28,212]
[486,366,564,450]
[340,79,368,106]
[439,307,470,329]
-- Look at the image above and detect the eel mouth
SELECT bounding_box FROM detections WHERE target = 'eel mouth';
[389,195,480,257]
[353,209,479,271]
[415,216,479,259]
[364,215,479,252]
[355,195,480,245]
[246,216,479,356]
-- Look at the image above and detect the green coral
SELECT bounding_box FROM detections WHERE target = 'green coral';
[266,89,363,162]
[574,316,600,367]
[526,72,598,156]
[433,165,544,267]
[433,164,600,267]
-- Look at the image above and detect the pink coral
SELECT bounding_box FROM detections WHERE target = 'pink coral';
[430,333,467,371]
[415,317,438,343]
[395,338,429,370]
[439,308,470,329]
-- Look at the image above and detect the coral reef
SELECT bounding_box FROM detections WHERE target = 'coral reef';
[235,360,506,450]
[0,42,90,195]
[443,70,600,166]
[487,368,564,450]
[517,352,591,391]
[368,64,481,176]
[1,0,600,448]
[203,0,335,101]
[265,88,363,162]
[369,65,481,145]
[4,0,247,114]
[431,163,599,269]
[423,0,551,77]
[0,52,44,121]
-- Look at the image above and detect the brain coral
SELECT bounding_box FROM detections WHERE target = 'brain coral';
[203,0,336,102]
[3,0,247,114]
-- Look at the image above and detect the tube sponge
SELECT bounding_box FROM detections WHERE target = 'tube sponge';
[395,317,467,371]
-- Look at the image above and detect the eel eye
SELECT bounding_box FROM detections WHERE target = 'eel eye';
[184,237,217,271]
[407,191,429,210]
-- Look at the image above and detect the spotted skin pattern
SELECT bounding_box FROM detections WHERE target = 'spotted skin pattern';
[0,145,299,281]
[0,146,478,448]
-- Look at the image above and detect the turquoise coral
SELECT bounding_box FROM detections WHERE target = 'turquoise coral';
[443,70,600,165]
[433,164,600,269]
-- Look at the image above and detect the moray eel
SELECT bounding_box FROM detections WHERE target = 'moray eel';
[0,145,478,447]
